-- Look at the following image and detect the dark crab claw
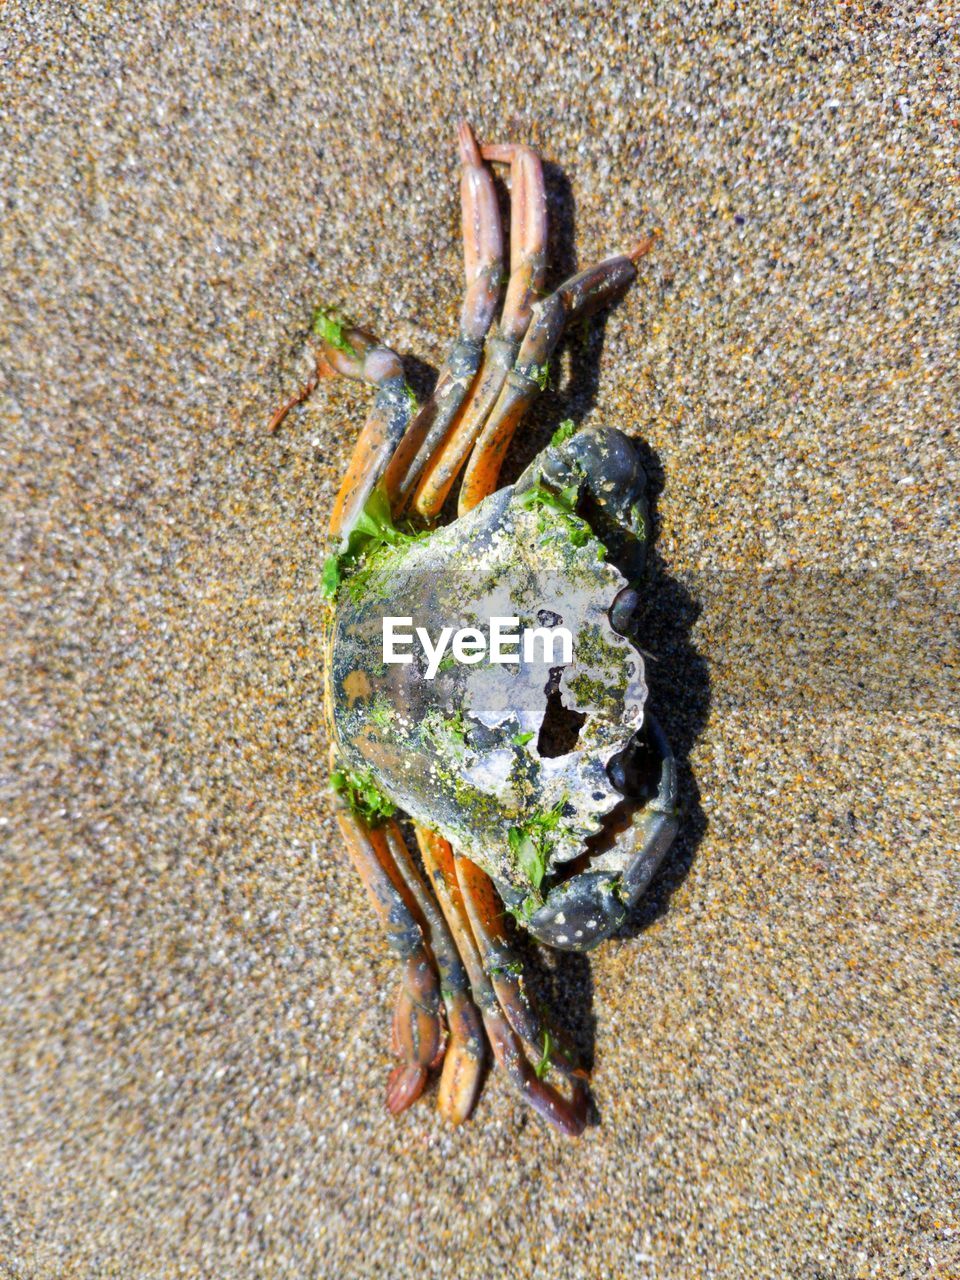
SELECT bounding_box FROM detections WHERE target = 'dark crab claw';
[524,714,679,952]
[524,872,628,951]
[534,422,651,584]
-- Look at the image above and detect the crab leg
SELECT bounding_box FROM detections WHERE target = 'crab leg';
[268,317,416,543]
[323,330,417,542]
[416,827,587,1137]
[334,804,444,1113]
[412,141,548,519]
[383,122,503,511]
[380,821,486,1125]
[458,237,655,514]
[454,854,585,1087]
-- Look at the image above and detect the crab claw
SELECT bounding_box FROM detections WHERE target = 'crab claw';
[525,714,679,951]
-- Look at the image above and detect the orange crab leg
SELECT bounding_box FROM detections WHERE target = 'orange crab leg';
[334,805,444,1113]
[416,827,587,1136]
[380,822,486,1126]
[383,122,504,511]
[454,854,541,1044]
[321,330,415,542]
[458,237,655,514]
[412,140,548,519]
[267,309,416,543]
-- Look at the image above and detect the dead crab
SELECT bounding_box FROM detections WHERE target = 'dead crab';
[271,124,678,1136]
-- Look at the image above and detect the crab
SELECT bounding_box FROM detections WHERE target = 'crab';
[270,123,678,1136]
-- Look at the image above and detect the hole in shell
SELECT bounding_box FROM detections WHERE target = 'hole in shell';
[538,667,586,758]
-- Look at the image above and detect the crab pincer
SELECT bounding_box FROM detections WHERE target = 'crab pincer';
[333,806,444,1112]
[380,822,486,1124]
[417,830,587,1137]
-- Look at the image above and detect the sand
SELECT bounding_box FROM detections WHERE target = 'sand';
[1,3,957,1277]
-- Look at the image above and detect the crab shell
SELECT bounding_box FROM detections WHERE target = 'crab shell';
[327,480,648,922]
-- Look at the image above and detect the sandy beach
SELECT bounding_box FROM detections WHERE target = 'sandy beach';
[1,4,957,1276]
